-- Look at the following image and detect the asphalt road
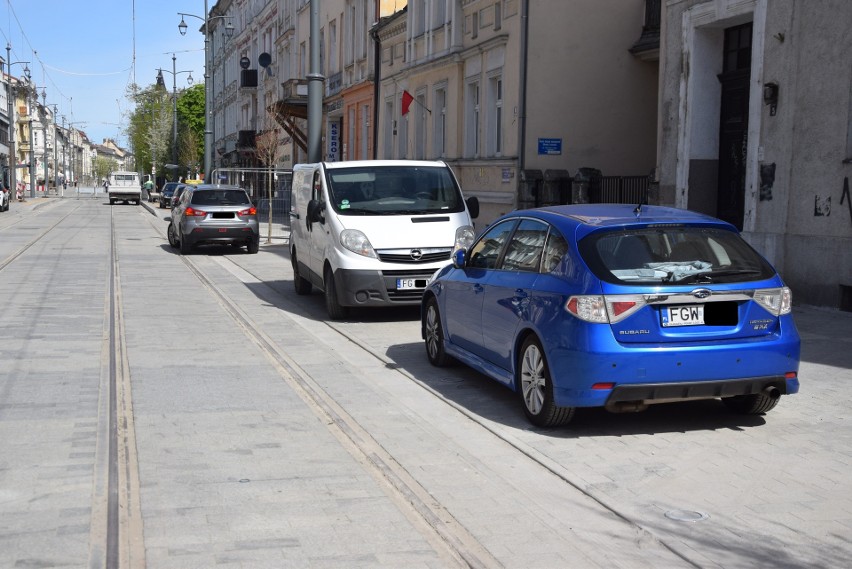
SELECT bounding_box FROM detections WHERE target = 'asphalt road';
[0,197,850,568]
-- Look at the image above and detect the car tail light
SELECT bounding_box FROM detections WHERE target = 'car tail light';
[753,287,792,315]
[184,207,207,217]
[239,206,257,216]
[566,295,647,323]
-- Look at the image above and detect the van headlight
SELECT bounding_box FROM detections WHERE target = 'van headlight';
[340,229,377,258]
[454,225,475,252]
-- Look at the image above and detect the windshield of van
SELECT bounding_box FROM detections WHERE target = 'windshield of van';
[325,165,465,215]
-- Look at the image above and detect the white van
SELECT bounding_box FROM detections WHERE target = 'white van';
[289,160,479,319]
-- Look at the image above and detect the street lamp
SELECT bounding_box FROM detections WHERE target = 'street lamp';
[157,54,193,171]
[178,5,234,182]
[2,43,31,201]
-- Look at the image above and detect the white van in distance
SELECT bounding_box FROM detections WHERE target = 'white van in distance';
[289,160,479,319]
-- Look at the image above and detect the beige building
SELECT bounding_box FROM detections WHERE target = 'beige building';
[376,0,659,222]
[206,0,657,222]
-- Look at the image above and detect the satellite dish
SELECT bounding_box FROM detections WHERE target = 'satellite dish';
[258,52,271,68]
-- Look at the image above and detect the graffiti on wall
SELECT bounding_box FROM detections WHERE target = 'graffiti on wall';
[818,177,852,224]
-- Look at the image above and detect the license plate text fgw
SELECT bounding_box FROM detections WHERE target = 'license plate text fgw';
[662,304,705,327]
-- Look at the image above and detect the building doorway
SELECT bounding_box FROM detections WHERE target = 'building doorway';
[716,22,753,230]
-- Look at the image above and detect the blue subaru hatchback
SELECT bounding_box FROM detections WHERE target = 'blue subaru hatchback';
[421,204,800,427]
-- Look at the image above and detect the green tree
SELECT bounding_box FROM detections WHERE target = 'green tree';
[176,83,206,164]
[126,83,172,181]
[93,156,118,185]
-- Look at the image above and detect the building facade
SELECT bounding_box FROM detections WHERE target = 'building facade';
[656,0,852,307]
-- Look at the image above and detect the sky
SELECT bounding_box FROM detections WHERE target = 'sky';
[2,0,210,148]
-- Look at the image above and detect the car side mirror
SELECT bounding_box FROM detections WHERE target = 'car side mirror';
[466,196,480,219]
[452,248,467,269]
[307,198,325,225]
[164,216,171,223]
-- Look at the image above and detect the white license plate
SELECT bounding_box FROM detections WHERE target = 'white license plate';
[662,304,705,327]
[396,278,425,290]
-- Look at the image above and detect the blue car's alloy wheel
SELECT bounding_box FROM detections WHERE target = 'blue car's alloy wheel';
[519,336,574,427]
[424,298,452,367]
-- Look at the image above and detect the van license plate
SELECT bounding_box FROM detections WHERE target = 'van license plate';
[397,278,424,290]
[662,305,705,327]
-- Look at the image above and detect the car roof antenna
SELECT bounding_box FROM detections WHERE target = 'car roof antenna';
[634,203,642,216]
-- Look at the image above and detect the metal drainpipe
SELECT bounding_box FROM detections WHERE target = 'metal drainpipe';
[369,24,381,160]
[518,0,530,179]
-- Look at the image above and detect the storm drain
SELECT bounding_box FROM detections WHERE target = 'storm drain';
[664,509,710,522]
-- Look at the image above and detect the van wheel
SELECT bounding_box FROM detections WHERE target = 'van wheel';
[324,266,348,320]
[292,252,312,295]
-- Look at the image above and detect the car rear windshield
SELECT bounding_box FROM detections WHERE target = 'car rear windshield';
[325,166,465,215]
[579,226,776,285]
[190,189,250,206]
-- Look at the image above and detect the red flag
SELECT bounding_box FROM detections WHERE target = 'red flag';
[401,90,414,116]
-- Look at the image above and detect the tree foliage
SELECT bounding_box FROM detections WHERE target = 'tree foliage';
[176,83,205,157]
[126,81,205,181]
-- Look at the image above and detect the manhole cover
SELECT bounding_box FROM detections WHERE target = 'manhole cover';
[665,509,709,522]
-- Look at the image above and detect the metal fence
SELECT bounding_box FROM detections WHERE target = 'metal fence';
[592,175,650,205]
[212,167,293,234]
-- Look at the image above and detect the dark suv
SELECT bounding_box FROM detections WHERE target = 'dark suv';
[167,185,259,254]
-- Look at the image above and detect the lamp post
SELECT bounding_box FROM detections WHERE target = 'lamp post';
[40,88,49,195]
[178,6,234,182]
[157,54,193,169]
[2,44,31,201]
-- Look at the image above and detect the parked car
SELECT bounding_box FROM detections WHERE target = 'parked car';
[159,182,180,208]
[170,184,188,210]
[167,184,259,254]
[421,204,801,427]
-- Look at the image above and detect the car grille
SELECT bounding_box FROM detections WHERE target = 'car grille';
[376,247,452,264]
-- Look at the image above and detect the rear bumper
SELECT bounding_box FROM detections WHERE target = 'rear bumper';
[183,226,258,246]
[606,375,798,404]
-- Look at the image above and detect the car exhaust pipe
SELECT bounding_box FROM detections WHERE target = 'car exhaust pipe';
[763,386,781,401]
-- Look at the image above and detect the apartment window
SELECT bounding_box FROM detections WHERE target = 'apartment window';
[398,111,409,159]
[348,107,356,161]
[329,20,338,73]
[300,41,307,76]
[471,11,479,39]
[414,91,427,159]
[414,0,426,36]
[494,2,502,31]
[345,0,354,66]
[359,0,368,59]
[319,27,325,75]
[433,0,447,29]
[488,74,503,157]
[464,81,480,158]
[433,86,446,158]
[361,104,370,160]
[384,99,394,158]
